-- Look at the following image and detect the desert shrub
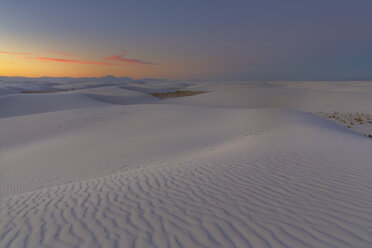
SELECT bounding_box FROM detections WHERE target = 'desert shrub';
[22,88,75,94]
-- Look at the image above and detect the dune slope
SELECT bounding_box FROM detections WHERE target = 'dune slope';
[0,79,372,248]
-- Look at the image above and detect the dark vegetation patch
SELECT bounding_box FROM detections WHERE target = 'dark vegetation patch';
[310,111,372,125]
[22,88,75,94]
[150,90,206,99]
[310,111,372,138]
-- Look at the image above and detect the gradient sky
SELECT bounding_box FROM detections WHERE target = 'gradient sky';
[1,0,372,80]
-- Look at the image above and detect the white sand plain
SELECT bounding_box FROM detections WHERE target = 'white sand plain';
[0,77,371,247]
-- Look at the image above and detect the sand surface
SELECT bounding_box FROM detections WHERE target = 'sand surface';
[0,78,372,247]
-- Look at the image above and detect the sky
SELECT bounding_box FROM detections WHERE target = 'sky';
[1,0,372,80]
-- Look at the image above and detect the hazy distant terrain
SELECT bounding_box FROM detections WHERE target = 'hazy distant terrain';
[1,77,372,248]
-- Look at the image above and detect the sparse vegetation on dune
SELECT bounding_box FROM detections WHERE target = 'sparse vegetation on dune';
[22,88,75,94]
[311,111,372,137]
[149,90,206,99]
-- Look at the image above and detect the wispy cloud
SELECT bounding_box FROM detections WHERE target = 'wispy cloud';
[105,50,155,65]
[2,49,154,67]
[0,51,32,55]
[48,50,75,57]
[28,57,116,66]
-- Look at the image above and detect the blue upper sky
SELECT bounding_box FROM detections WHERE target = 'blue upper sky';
[1,0,372,80]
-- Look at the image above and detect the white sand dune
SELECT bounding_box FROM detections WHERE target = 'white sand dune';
[0,78,372,247]
[76,86,158,105]
[0,93,109,118]
[166,81,372,113]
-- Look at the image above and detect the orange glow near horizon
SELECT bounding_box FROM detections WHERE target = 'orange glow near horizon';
[0,48,213,80]
[0,50,163,79]
[0,61,157,79]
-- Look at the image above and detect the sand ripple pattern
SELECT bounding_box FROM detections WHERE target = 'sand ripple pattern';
[1,135,372,248]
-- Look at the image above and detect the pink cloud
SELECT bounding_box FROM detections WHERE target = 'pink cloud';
[0,51,32,55]
[48,50,75,57]
[105,50,155,65]
[28,57,116,66]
